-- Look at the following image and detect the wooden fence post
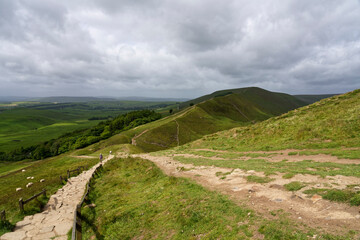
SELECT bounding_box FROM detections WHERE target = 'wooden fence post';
[60,175,63,183]
[67,170,70,179]
[0,210,5,221]
[19,198,24,212]
[43,189,46,197]
[75,204,82,239]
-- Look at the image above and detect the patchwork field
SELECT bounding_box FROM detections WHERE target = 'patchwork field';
[0,101,175,153]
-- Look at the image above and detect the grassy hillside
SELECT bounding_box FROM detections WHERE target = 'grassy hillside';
[294,94,337,104]
[183,89,360,151]
[179,87,306,109]
[84,87,307,154]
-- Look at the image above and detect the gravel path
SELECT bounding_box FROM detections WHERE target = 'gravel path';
[0,155,113,240]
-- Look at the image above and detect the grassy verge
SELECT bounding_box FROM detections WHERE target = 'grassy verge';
[81,157,352,239]
[0,153,98,235]
[304,188,360,206]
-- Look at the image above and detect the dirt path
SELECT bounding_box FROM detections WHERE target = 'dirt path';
[174,120,180,146]
[0,155,114,240]
[192,149,360,164]
[136,154,360,236]
[131,130,149,146]
[173,152,360,165]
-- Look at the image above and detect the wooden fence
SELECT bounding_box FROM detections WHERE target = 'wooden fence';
[60,166,86,184]
[72,164,103,240]
[19,189,46,212]
[67,166,86,179]
[0,210,5,221]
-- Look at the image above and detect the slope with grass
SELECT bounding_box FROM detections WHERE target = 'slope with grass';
[179,87,306,109]
[185,89,360,151]
[96,87,307,153]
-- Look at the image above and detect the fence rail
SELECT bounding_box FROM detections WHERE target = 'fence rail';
[19,189,46,212]
[0,210,5,221]
[72,164,103,240]
[67,166,86,179]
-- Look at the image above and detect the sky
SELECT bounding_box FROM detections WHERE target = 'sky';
[0,0,359,98]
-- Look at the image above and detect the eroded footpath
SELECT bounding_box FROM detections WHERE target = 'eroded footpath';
[136,153,360,236]
[0,155,113,240]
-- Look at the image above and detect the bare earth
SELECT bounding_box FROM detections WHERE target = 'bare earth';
[0,155,113,240]
[136,153,360,236]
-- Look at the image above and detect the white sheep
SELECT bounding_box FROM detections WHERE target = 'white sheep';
[16,188,22,192]
[26,182,33,188]
[40,179,45,182]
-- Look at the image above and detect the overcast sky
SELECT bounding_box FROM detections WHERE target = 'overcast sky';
[0,0,359,98]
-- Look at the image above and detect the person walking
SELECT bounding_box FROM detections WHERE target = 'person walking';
[99,153,103,162]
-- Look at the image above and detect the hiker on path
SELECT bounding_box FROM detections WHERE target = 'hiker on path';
[99,153,103,162]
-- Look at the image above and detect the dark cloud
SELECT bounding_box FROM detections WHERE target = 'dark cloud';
[0,0,359,98]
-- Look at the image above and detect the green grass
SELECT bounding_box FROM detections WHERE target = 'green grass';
[81,157,352,239]
[284,181,306,191]
[185,89,360,151]
[0,152,99,234]
[82,157,255,239]
[246,175,274,183]
[0,161,34,177]
[303,188,360,206]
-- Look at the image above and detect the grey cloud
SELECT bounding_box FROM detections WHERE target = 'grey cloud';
[0,0,359,98]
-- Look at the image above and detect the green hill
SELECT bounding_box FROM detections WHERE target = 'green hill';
[184,89,360,151]
[179,87,306,109]
[94,87,307,153]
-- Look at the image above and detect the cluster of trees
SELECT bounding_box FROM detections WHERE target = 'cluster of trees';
[0,110,161,162]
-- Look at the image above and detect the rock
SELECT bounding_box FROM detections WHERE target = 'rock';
[355,215,360,219]
[16,187,22,192]
[26,182,33,188]
[298,217,302,219]
[39,225,54,234]
[269,184,284,190]
[274,198,283,202]
[0,231,27,240]
[32,231,55,240]
[247,170,255,174]
[54,221,72,235]
[39,179,45,183]
[316,184,321,187]
[354,186,360,191]
[311,194,322,203]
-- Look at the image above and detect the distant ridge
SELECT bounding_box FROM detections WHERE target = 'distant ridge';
[293,94,338,104]
[31,96,188,103]
[31,96,117,103]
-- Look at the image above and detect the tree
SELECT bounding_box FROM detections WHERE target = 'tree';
[169,109,173,114]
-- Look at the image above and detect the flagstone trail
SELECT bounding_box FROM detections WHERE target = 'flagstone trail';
[0,155,114,240]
